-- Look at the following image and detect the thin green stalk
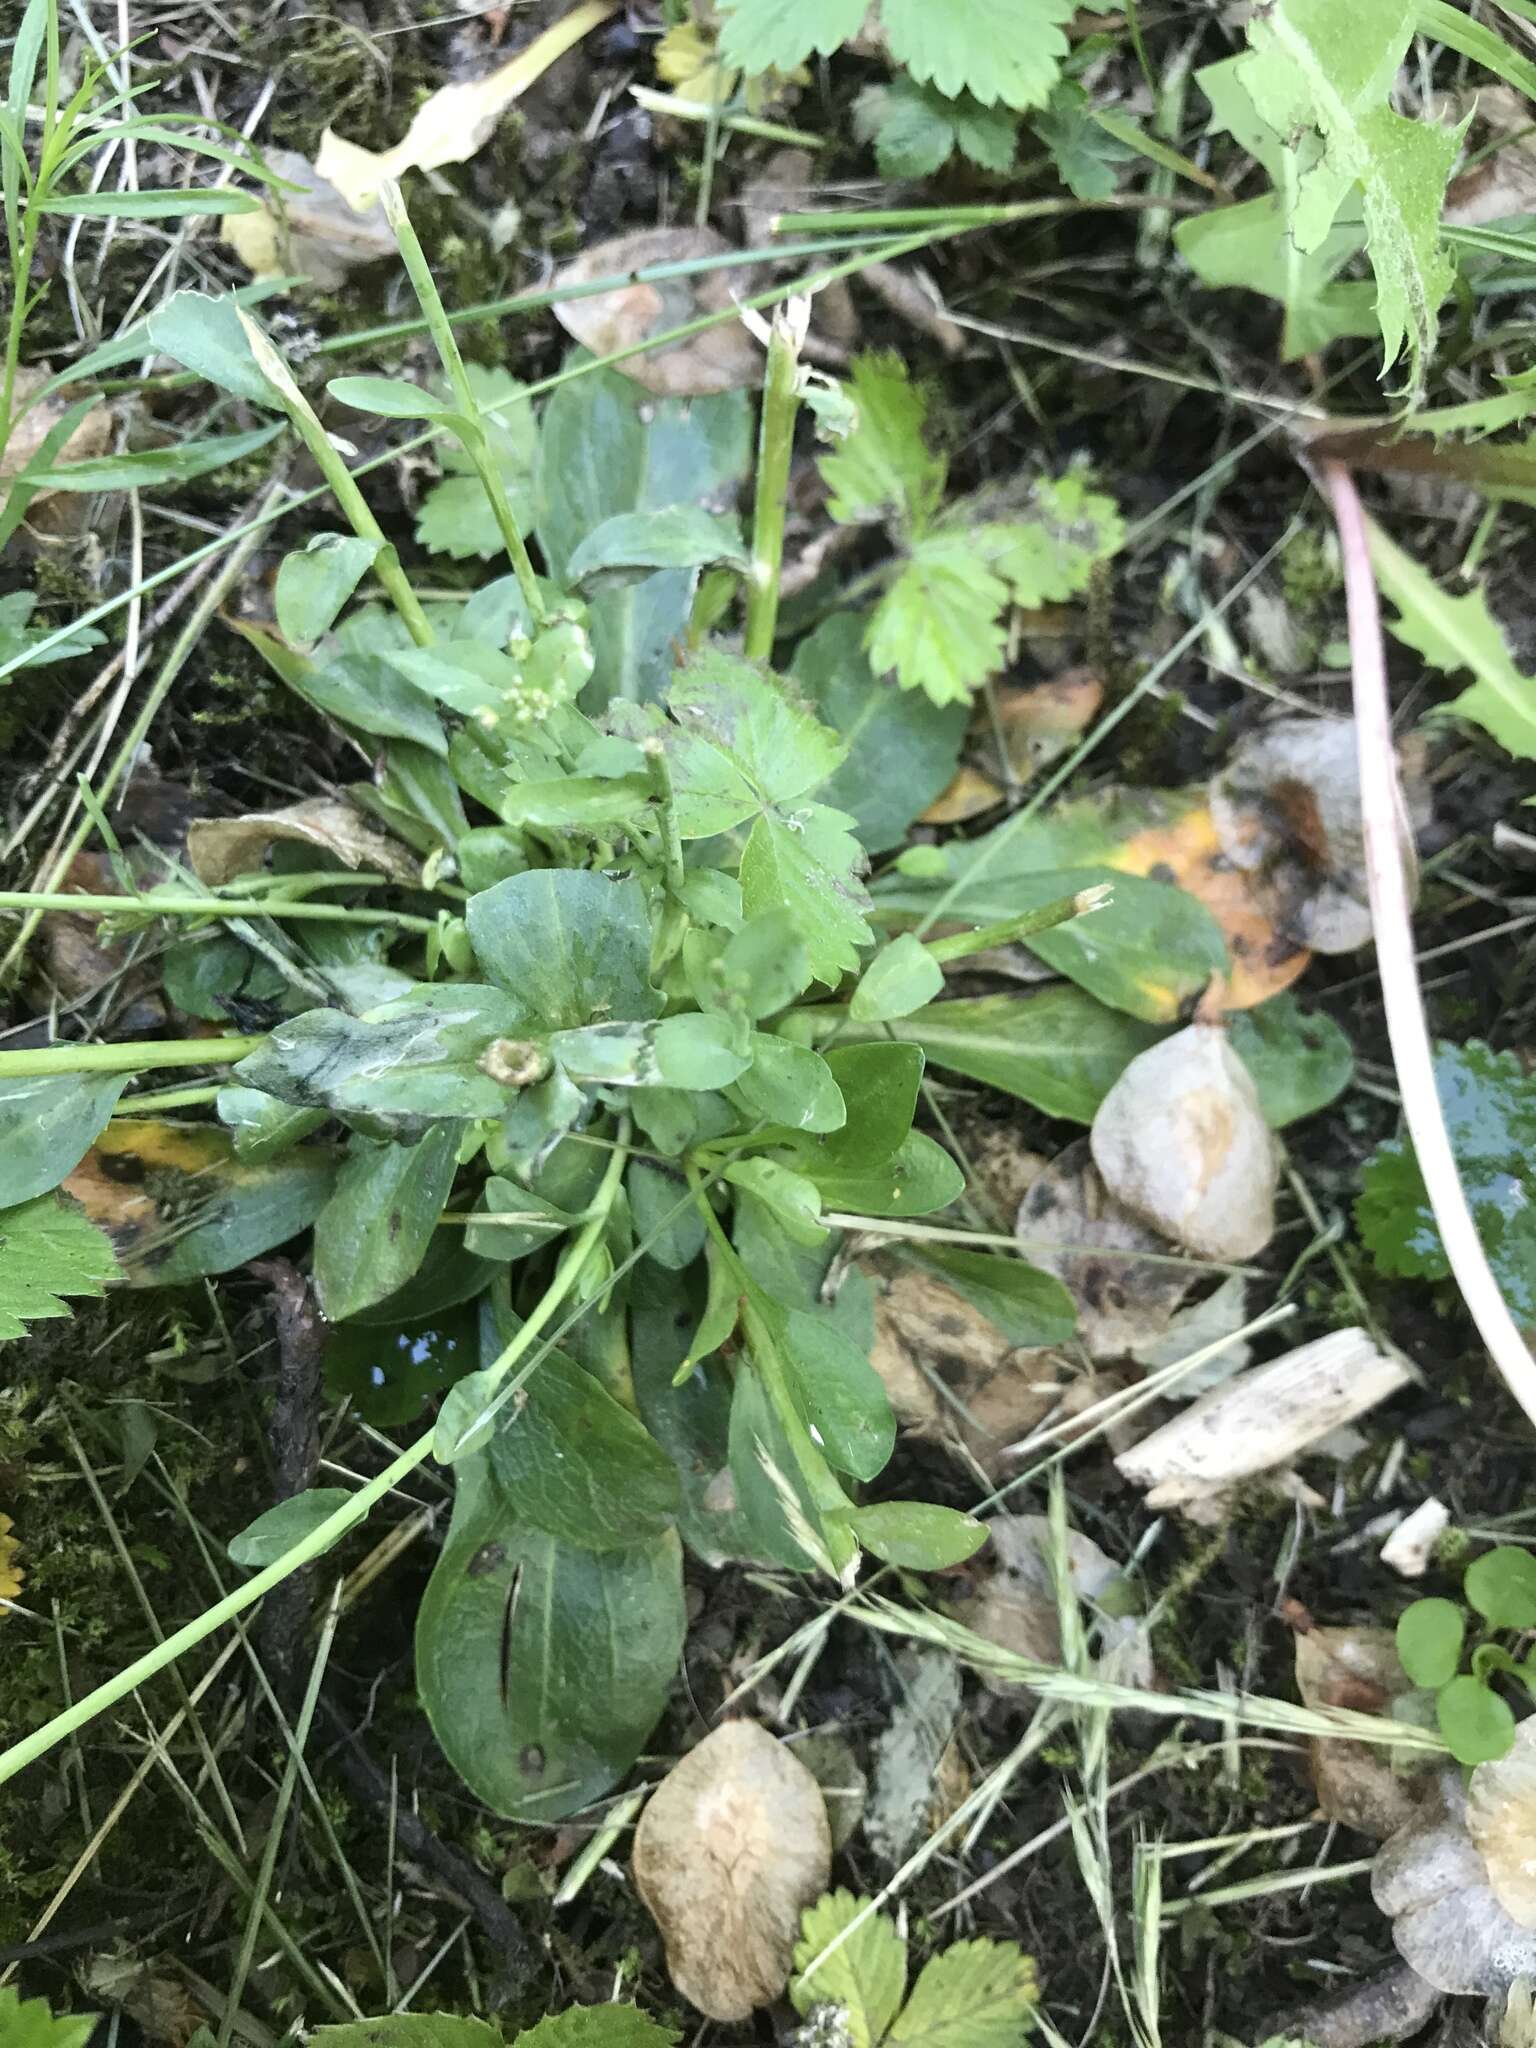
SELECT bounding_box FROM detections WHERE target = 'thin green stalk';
[381,181,546,626]
[644,738,688,979]
[0,1034,262,1078]
[217,1584,344,2047]
[0,887,435,929]
[237,312,434,649]
[0,479,287,983]
[0,1125,630,1790]
[921,884,1112,963]
[743,305,802,660]
[113,1083,221,1114]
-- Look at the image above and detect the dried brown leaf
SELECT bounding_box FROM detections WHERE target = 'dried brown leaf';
[632,1719,831,2021]
[1294,1623,1428,1839]
[187,797,420,887]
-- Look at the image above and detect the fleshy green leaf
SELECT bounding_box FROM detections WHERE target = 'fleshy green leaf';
[565,506,747,586]
[781,1307,897,1482]
[326,375,454,420]
[791,1891,908,2048]
[144,289,281,407]
[0,1196,117,1340]
[851,934,945,1022]
[236,986,536,1135]
[18,423,282,492]
[887,1935,1039,2046]
[1357,1041,1536,1322]
[1395,1597,1464,1689]
[731,1035,847,1134]
[725,1158,829,1247]
[487,1341,681,1550]
[1226,995,1355,1128]
[228,1488,353,1568]
[467,870,659,1031]
[416,1447,684,1820]
[790,610,967,855]
[846,1501,989,1570]
[539,355,752,706]
[552,1013,751,1090]
[816,988,1158,1122]
[311,1126,460,1322]
[275,533,381,644]
[0,1073,126,1207]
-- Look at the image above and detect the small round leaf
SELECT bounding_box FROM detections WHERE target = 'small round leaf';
[1396,1597,1464,1690]
[1436,1673,1516,1765]
[1466,1547,1536,1631]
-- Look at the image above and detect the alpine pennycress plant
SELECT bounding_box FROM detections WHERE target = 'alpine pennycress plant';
[0,183,1350,1815]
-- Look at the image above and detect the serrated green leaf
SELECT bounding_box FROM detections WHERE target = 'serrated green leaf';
[1235,0,1456,390]
[1356,1041,1536,1322]
[0,1196,117,1340]
[1369,520,1536,760]
[739,807,874,987]
[1175,194,1376,360]
[716,0,870,74]
[880,0,1074,108]
[820,352,946,530]
[1033,81,1132,198]
[868,540,1009,707]
[0,1988,98,2048]
[312,2024,501,2048]
[665,648,849,823]
[516,2009,681,2048]
[855,79,960,180]
[791,1891,908,2047]
[888,1934,1039,2046]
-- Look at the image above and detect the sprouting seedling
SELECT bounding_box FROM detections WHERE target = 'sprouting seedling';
[1398,1546,1536,1764]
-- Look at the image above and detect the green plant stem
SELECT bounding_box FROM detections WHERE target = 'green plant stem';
[920,884,1112,963]
[278,405,434,647]
[743,307,802,660]
[0,1120,631,1791]
[644,739,688,978]
[0,478,288,984]
[0,1035,263,1078]
[0,887,436,930]
[112,1084,222,1115]
[382,182,547,627]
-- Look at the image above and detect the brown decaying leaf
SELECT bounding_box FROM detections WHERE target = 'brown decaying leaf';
[632,1719,831,2022]
[0,365,112,486]
[1017,1137,1202,1359]
[863,1255,1111,1478]
[187,796,421,887]
[955,1513,1126,1694]
[1108,788,1310,1010]
[920,763,1004,826]
[1090,1024,1277,1261]
[989,669,1103,776]
[552,227,762,397]
[1293,1623,1429,1839]
[1209,715,1424,958]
